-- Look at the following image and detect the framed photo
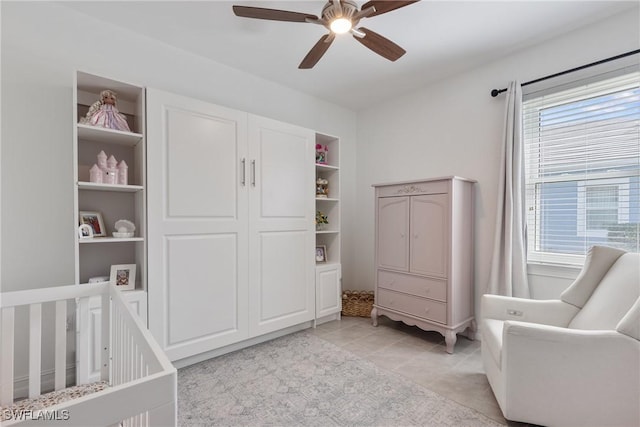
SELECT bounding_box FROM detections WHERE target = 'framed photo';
[78,224,94,239]
[79,211,106,237]
[315,245,327,263]
[109,264,136,291]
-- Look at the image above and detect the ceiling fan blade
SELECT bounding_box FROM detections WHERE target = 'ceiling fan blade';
[353,27,406,61]
[299,34,335,69]
[360,1,419,17]
[233,5,318,23]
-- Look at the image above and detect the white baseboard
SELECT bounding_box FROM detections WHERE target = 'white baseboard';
[172,321,315,369]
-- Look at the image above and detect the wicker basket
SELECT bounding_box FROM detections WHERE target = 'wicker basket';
[341,290,374,317]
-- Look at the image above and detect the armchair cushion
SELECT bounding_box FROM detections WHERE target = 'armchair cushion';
[560,245,625,308]
[568,253,640,330]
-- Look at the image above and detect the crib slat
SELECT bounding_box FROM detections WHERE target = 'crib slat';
[55,300,67,390]
[29,303,42,398]
[1,307,15,405]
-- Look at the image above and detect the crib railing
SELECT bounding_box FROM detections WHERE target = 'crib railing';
[0,283,177,426]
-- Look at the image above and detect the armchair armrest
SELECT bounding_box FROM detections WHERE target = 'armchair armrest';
[481,294,578,327]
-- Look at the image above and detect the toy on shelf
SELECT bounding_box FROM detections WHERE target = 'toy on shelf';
[315,144,328,164]
[80,89,131,132]
[316,178,329,198]
[89,151,129,185]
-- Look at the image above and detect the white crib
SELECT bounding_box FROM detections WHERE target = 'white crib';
[0,283,177,426]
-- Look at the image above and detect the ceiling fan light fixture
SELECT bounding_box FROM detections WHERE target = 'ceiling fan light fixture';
[330,17,352,34]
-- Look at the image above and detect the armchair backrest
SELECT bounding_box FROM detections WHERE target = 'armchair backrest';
[565,250,640,332]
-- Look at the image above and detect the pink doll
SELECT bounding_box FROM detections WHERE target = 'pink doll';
[81,90,130,132]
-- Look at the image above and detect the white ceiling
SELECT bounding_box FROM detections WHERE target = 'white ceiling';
[61,1,637,110]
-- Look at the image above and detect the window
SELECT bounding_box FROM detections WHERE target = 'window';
[524,71,640,264]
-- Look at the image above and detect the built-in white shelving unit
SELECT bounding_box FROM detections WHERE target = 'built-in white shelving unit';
[73,71,147,292]
[73,71,148,383]
[315,133,342,321]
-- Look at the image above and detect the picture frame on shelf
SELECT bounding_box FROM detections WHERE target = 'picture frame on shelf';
[79,210,106,237]
[78,224,94,239]
[315,245,327,263]
[109,264,136,291]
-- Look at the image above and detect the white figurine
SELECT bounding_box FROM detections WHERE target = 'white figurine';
[117,160,128,185]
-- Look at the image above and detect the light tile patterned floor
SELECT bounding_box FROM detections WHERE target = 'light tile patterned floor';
[310,316,532,426]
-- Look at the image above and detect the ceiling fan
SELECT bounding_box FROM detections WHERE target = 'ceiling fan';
[232,0,419,69]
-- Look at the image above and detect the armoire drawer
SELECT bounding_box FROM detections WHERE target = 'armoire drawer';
[377,289,447,324]
[377,270,447,302]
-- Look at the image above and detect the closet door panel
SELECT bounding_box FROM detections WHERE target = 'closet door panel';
[252,231,310,327]
[377,196,410,271]
[257,128,308,219]
[410,194,448,277]
[165,235,240,359]
[166,109,238,218]
[147,89,249,361]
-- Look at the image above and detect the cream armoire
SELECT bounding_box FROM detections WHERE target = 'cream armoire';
[146,89,316,363]
[371,177,476,353]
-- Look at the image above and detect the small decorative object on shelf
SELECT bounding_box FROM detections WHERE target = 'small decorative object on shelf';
[113,219,135,238]
[91,151,130,185]
[316,178,329,197]
[78,224,94,239]
[97,150,107,170]
[104,155,118,184]
[315,210,329,231]
[89,164,103,183]
[79,210,106,237]
[117,160,128,185]
[109,263,136,291]
[315,245,327,263]
[315,144,328,164]
[88,276,109,284]
[79,89,131,132]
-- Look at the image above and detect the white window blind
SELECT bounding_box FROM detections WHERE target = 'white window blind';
[523,71,640,264]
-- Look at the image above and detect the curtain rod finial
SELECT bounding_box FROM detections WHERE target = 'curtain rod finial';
[491,88,503,97]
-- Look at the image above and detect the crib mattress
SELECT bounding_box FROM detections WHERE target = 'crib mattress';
[0,381,108,421]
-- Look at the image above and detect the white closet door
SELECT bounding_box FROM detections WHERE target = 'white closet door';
[147,89,249,361]
[247,115,315,336]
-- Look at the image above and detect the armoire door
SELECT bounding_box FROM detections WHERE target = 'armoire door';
[247,114,315,336]
[377,196,410,271]
[410,193,449,277]
[147,89,249,362]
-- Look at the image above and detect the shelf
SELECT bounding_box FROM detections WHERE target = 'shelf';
[79,237,144,244]
[315,163,339,171]
[77,124,143,146]
[316,197,339,202]
[316,261,340,268]
[78,182,144,192]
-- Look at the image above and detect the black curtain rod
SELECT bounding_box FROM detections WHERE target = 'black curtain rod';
[490,49,640,97]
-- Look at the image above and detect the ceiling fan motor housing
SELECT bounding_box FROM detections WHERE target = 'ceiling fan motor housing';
[322,0,359,22]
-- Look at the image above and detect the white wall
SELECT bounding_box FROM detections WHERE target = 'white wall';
[0,1,358,292]
[0,1,357,386]
[354,10,639,311]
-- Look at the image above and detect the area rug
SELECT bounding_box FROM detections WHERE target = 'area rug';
[178,331,502,426]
